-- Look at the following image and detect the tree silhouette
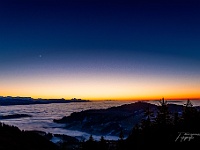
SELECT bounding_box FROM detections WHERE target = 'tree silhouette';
[156,98,171,126]
[81,135,97,150]
[141,105,154,130]
[88,135,94,142]
[119,130,124,141]
[98,136,108,150]
[181,99,200,132]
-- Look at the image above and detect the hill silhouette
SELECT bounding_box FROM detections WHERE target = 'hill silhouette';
[79,99,200,150]
[54,100,199,138]
[0,122,58,150]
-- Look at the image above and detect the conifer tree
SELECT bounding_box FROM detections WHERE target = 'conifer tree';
[156,98,171,126]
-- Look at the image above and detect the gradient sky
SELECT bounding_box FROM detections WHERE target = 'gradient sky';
[0,0,200,100]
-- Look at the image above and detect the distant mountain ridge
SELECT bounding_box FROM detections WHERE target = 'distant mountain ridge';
[0,96,90,106]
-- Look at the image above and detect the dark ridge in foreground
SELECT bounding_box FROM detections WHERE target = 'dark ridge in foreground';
[74,99,200,150]
[53,101,157,137]
[0,122,59,150]
[54,100,194,137]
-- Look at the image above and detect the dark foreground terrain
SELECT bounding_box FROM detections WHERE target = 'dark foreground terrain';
[53,100,197,137]
[0,122,58,150]
[1,99,200,150]
[55,99,200,150]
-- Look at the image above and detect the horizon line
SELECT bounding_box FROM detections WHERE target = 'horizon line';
[0,95,200,101]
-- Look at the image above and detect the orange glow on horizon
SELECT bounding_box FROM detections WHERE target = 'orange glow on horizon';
[1,72,200,101]
[1,88,199,101]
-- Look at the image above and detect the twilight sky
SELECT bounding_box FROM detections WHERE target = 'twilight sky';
[0,0,200,100]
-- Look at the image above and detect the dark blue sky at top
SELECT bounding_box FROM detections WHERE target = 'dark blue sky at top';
[0,0,200,77]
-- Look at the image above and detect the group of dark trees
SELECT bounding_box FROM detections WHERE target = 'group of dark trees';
[0,122,58,150]
[80,99,200,150]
